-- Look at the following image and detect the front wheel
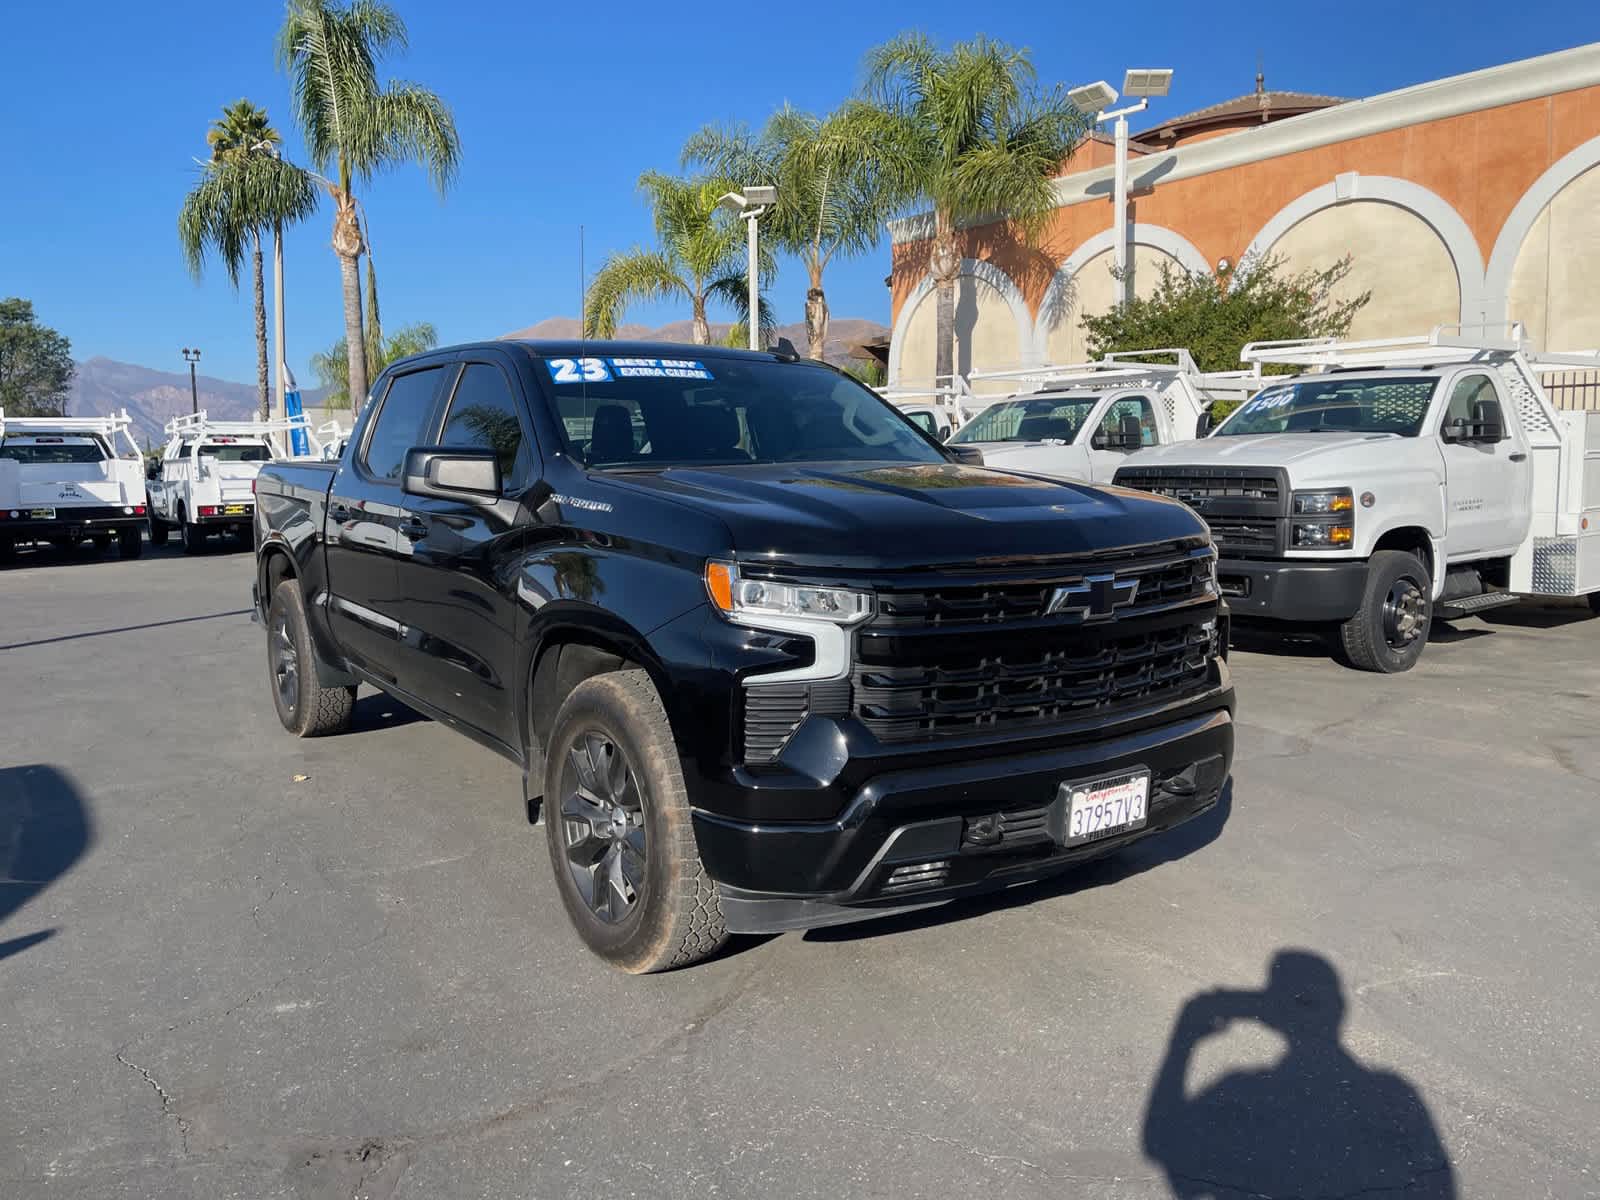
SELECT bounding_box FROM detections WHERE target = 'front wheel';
[266,580,356,737]
[181,512,206,555]
[544,669,727,973]
[1338,550,1432,673]
[149,511,169,546]
[0,535,14,564]
[117,527,143,560]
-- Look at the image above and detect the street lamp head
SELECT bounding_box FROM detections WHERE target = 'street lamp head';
[1122,68,1174,98]
[716,191,747,215]
[743,185,778,206]
[1068,80,1118,116]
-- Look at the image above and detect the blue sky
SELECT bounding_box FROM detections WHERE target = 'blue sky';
[0,0,1589,385]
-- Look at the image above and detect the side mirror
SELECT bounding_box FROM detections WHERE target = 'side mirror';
[1196,410,1215,438]
[1443,399,1505,444]
[947,443,984,466]
[1093,415,1144,451]
[402,447,501,503]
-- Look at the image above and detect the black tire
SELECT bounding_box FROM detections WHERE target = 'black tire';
[0,536,14,564]
[1589,592,1600,617]
[180,509,206,555]
[544,669,727,973]
[117,527,144,560]
[266,579,356,737]
[149,512,168,546]
[92,534,112,554]
[1338,550,1432,673]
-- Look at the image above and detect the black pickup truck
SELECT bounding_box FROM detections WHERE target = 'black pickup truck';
[253,340,1234,972]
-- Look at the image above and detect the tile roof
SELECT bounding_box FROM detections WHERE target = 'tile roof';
[1141,90,1348,135]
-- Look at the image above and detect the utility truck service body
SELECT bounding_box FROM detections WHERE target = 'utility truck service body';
[1115,328,1600,671]
[0,408,148,561]
[945,352,1256,485]
[148,412,323,553]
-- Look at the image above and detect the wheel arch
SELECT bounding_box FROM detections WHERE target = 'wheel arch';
[1370,525,1437,583]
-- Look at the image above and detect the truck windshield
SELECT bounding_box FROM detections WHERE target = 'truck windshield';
[949,396,1097,445]
[0,437,107,464]
[545,356,944,468]
[1217,376,1439,437]
[197,442,271,462]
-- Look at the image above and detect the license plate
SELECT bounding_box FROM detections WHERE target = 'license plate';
[28,507,56,520]
[1062,769,1150,845]
[223,504,249,515]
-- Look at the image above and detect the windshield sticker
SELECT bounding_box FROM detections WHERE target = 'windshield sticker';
[547,357,613,384]
[1239,388,1294,417]
[608,357,714,381]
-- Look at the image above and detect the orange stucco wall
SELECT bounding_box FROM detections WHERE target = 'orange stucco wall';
[890,83,1600,325]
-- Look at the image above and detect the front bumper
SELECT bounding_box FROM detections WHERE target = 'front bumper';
[0,506,146,539]
[1215,557,1367,622]
[693,703,1233,933]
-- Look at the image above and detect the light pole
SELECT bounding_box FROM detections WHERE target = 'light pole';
[1069,69,1174,306]
[181,347,201,415]
[716,186,778,350]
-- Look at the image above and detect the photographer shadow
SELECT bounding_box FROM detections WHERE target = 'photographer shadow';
[1144,950,1456,1199]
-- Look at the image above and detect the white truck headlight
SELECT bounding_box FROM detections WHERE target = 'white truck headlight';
[1291,488,1354,547]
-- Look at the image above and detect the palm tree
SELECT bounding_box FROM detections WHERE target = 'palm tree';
[864,34,1086,384]
[178,100,318,418]
[683,103,909,360]
[277,0,460,406]
[311,320,438,409]
[585,172,774,345]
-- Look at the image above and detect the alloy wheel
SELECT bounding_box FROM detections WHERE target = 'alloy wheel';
[271,613,299,714]
[559,731,648,924]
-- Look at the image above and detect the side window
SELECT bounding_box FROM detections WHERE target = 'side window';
[1442,374,1496,434]
[1101,396,1160,447]
[439,363,529,490]
[361,367,444,481]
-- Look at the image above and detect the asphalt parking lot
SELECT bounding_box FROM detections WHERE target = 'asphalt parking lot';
[2,538,1598,1199]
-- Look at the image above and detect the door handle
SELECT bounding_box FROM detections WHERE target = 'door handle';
[399,517,428,540]
[1508,451,1528,462]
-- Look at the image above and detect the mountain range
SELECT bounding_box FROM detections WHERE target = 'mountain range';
[62,316,889,447]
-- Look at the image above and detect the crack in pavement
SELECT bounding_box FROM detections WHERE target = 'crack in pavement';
[114,1048,191,1155]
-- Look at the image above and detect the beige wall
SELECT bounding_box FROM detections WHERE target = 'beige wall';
[899,274,1022,389]
[1267,201,1460,339]
[1042,245,1183,363]
[1507,164,1600,350]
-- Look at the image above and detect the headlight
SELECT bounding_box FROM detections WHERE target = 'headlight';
[1291,488,1354,548]
[704,561,872,626]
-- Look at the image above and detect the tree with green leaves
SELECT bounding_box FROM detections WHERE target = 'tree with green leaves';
[683,103,908,360]
[178,100,319,419]
[585,172,774,345]
[310,320,438,409]
[0,299,74,418]
[278,0,460,407]
[864,34,1086,384]
[1082,255,1371,414]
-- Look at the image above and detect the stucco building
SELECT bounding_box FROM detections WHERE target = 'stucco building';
[886,44,1600,398]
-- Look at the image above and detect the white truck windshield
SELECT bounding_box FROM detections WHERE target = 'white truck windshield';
[1218,377,1439,437]
[545,356,944,468]
[949,396,1097,444]
[197,442,271,462]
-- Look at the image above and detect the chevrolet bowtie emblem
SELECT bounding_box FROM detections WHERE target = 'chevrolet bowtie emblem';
[1046,573,1140,620]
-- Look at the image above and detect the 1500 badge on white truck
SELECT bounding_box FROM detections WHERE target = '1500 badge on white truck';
[1115,327,1600,672]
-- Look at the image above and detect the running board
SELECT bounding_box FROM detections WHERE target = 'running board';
[1435,592,1519,621]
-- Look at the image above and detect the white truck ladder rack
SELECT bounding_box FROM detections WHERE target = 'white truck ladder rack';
[0,407,142,458]
[164,410,326,458]
[876,376,974,426]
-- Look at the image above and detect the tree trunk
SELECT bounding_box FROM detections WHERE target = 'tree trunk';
[805,263,829,361]
[929,212,961,385]
[332,192,368,405]
[691,295,710,346]
[251,231,269,421]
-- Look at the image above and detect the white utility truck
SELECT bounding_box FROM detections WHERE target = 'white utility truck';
[0,408,148,562]
[876,383,960,441]
[147,411,322,554]
[943,351,1257,484]
[1114,326,1600,672]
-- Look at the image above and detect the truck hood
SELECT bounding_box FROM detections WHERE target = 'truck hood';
[1123,431,1403,469]
[959,441,1093,481]
[601,461,1204,571]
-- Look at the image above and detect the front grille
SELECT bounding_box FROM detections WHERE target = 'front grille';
[853,622,1214,744]
[872,546,1215,630]
[1114,465,1290,559]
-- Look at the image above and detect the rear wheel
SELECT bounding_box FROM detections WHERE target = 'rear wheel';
[544,669,727,973]
[149,511,168,546]
[266,580,356,737]
[92,534,112,555]
[180,508,206,555]
[1589,593,1600,617]
[0,536,14,564]
[117,527,143,559]
[1338,550,1432,673]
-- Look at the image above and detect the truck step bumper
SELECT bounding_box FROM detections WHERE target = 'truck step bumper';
[694,706,1233,934]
